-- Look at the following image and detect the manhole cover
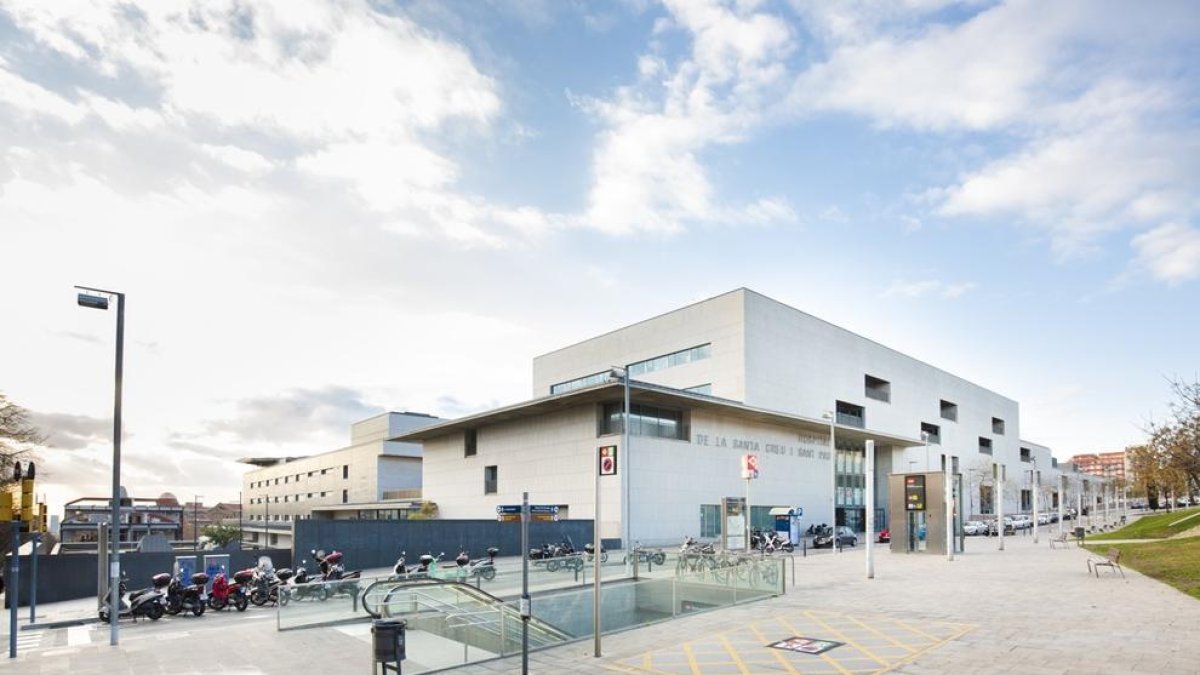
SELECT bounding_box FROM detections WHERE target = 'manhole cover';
[767,636,844,655]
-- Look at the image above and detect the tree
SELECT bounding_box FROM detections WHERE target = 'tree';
[408,501,439,520]
[0,393,45,487]
[1136,377,1200,508]
[201,523,241,548]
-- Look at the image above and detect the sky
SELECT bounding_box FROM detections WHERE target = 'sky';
[1,0,1198,518]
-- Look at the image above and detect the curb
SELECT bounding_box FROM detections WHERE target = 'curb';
[24,617,100,630]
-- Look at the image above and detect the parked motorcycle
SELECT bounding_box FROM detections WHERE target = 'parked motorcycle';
[623,544,667,566]
[277,562,329,605]
[450,547,499,582]
[164,571,208,617]
[249,558,282,606]
[311,549,361,597]
[98,572,167,622]
[583,542,608,563]
[208,570,249,612]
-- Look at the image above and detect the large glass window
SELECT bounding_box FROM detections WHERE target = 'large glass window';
[835,401,865,428]
[600,403,686,440]
[699,504,720,538]
[629,343,711,376]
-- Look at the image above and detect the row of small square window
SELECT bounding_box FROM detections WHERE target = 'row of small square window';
[250,492,331,504]
[249,465,350,489]
[849,384,1008,437]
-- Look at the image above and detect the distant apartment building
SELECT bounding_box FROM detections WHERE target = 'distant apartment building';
[180,501,242,542]
[239,411,438,548]
[60,491,183,550]
[1068,451,1128,482]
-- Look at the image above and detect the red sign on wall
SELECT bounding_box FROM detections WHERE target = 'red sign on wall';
[599,445,618,476]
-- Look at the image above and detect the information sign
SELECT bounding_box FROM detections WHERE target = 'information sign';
[905,475,927,511]
[598,445,617,476]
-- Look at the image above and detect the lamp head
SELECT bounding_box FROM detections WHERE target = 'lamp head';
[77,293,109,310]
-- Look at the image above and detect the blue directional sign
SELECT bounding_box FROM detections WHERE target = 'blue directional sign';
[497,505,522,514]
[529,505,559,515]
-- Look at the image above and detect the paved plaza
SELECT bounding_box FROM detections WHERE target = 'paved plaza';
[4,532,1199,673]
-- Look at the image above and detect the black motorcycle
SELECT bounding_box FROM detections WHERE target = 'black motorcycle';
[277,562,329,605]
[164,572,207,617]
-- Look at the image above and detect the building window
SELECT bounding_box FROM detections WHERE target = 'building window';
[465,429,477,457]
[684,383,712,395]
[308,471,314,477]
[343,465,349,479]
[321,491,327,498]
[321,469,327,475]
[921,422,941,444]
[699,504,720,538]
[864,375,890,403]
[979,437,993,455]
[307,493,314,499]
[600,403,686,439]
[341,489,348,504]
[992,417,1005,435]
[628,343,712,376]
[1020,447,1031,463]
[284,476,289,484]
[835,401,865,428]
[550,371,611,395]
[980,485,994,514]
[1020,489,1032,512]
[940,400,958,422]
[484,465,498,494]
[549,344,713,395]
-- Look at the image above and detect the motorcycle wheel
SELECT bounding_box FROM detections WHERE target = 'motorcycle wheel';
[317,586,330,602]
[191,602,205,617]
[146,602,164,621]
[546,559,561,572]
[481,566,496,581]
[209,595,226,611]
[250,590,267,607]
[278,589,290,607]
[234,594,248,612]
[651,552,666,566]
[166,597,182,615]
[98,609,108,622]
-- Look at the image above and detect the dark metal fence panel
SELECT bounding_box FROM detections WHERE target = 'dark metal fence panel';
[293,519,596,570]
[3,548,292,607]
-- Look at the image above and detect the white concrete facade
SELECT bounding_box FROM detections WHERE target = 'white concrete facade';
[240,411,437,545]
[396,288,1079,545]
[532,289,1032,521]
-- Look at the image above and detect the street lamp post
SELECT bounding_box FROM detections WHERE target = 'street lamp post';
[193,495,203,552]
[609,366,632,556]
[922,431,930,471]
[1031,459,1039,544]
[75,285,124,647]
[822,411,836,547]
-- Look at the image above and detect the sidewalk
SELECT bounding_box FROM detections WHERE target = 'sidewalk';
[5,536,1199,673]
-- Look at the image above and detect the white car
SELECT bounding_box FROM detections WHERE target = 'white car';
[963,520,988,536]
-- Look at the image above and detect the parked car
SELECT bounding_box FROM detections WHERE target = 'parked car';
[963,520,988,536]
[814,526,858,548]
[989,517,1015,535]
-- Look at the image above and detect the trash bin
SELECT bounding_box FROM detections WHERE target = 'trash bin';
[1073,527,1085,542]
[372,619,407,664]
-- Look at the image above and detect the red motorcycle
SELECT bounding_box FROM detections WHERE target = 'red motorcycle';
[208,569,251,612]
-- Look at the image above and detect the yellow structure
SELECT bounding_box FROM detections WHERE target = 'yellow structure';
[1,473,47,532]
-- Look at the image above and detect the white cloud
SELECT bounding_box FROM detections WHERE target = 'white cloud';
[1132,223,1200,285]
[578,0,796,234]
[787,1,1200,281]
[883,279,976,299]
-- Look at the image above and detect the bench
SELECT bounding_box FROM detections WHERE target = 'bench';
[1087,548,1124,578]
[1049,532,1071,549]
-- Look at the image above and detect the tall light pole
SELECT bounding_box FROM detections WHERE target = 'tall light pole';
[1030,459,1039,544]
[922,431,930,471]
[193,495,203,552]
[75,285,124,647]
[609,367,632,555]
[822,411,836,542]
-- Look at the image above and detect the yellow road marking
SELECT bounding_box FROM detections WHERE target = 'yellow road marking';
[888,618,949,644]
[879,624,976,674]
[718,633,753,675]
[802,610,892,670]
[777,616,854,675]
[683,640,702,674]
[841,614,917,653]
[747,622,802,675]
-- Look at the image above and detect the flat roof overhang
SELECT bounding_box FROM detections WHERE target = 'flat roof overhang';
[391,382,922,449]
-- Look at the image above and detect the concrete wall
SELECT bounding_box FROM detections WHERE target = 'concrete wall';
[293,519,597,570]
[3,548,292,607]
[531,290,748,400]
